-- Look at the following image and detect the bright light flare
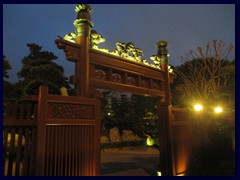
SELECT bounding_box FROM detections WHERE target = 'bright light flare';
[214,107,222,113]
[157,171,162,176]
[146,137,154,146]
[194,104,203,111]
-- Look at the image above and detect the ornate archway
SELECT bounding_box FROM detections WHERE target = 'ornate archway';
[54,4,191,176]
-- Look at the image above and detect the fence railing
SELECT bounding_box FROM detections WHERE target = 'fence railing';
[3,87,101,176]
[3,96,38,176]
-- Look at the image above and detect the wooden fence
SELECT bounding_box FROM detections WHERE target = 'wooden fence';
[3,96,38,176]
[3,86,101,176]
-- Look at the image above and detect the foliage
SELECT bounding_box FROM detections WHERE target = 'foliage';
[3,55,14,101]
[3,55,11,79]
[16,43,71,96]
[172,40,235,109]
[143,111,159,144]
[104,93,135,132]
[172,40,235,175]
[101,91,158,138]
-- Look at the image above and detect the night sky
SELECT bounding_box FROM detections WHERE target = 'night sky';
[3,4,235,83]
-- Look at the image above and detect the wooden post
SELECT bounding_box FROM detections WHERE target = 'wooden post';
[73,4,93,97]
[157,41,173,176]
[36,86,48,175]
[158,40,171,105]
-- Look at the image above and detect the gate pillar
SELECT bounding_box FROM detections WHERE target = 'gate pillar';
[158,102,173,176]
[73,4,93,97]
[157,41,173,176]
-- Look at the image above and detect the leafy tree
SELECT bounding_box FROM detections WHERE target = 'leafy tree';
[17,43,70,96]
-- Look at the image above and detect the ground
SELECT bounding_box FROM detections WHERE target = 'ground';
[101,146,160,176]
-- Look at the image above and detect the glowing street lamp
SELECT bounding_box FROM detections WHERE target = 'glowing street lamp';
[194,104,203,111]
[214,107,222,113]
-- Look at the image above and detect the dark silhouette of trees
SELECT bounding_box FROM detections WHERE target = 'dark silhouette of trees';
[17,43,70,96]
[101,91,158,138]
[3,55,11,79]
[3,55,14,101]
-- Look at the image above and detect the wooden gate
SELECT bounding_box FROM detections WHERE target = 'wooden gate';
[36,86,101,176]
[54,4,193,176]
[4,4,193,176]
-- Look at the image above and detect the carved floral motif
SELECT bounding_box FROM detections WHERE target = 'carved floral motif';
[95,70,106,80]
[47,102,95,119]
[64,46,80,61]
[90,30,105,48]
[63,32,76,43]
[112,73,122,82]
[55,40,80,62]
[140,80,149,88]
[126,77,136,85]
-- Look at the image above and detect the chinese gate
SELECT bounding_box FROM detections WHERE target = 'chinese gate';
[3,4,192,176]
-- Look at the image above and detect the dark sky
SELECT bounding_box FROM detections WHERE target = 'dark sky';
[3,4,235,83]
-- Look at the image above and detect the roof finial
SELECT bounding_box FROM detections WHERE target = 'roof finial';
[75,4,92,13]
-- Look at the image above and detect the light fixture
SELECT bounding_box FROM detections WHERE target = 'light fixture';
[214,107,222,113]
[194,104,203,111]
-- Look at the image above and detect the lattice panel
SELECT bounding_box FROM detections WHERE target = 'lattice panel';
[47,103,95,120]
[44,125,97,176]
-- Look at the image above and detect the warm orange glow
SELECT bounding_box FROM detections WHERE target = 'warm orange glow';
[175,155,188,176]
[214,107,222,113]
[194,104,203,111]
[5,133,25,146]
[177,173,185,176]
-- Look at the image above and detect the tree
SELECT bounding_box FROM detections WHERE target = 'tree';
[172,40,234,110]
[100,91,158,138]
[173,40,235,175]
[17,43,70,96]
[3,55,14,101]
[3,55,11,79]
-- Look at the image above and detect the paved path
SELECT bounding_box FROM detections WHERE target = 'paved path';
[101,146,160,176]
[102,168,150,176]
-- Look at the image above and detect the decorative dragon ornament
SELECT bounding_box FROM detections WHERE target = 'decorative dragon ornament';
[62,4,173,73]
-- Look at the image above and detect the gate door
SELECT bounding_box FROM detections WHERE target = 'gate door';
[36,86,101,176]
